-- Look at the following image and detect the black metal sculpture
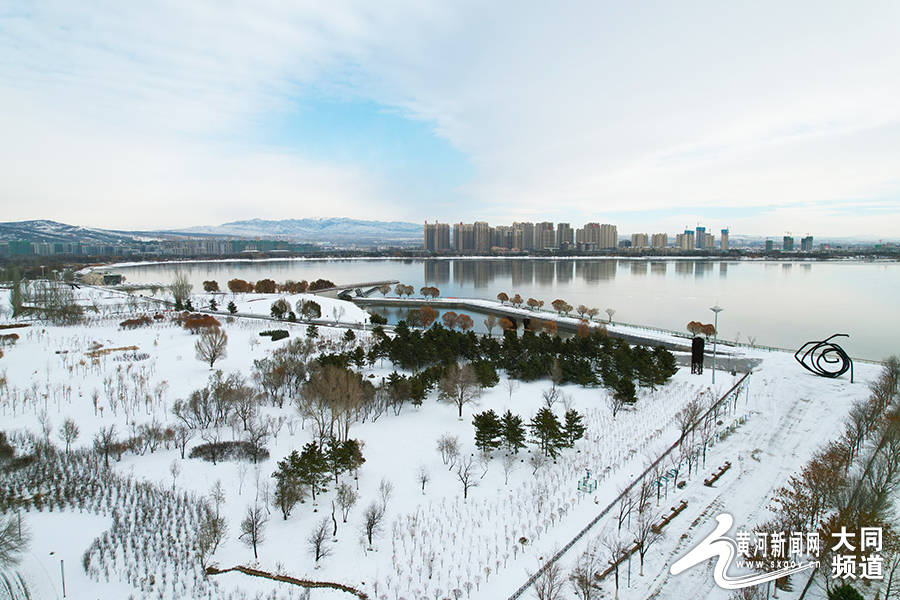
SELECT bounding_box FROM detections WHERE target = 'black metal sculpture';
[691,336,705,374]
[794,333,854,382]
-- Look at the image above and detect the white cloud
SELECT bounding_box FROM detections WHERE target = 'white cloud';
[1,1,899,235]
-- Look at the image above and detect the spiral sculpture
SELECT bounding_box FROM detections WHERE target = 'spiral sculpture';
[794,333,854,382]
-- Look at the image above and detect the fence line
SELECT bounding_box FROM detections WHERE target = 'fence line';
[505,371,751,600]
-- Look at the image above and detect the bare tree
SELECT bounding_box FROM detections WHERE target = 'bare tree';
[636,478,654,516]
[378,477,394,509]
[170,271,193,306]
[676,397,704,443]
[308,517,332,565]
[0,515,30,569]
[169,459,181,490]
[633,510,663,575]
[456,455,479,500]
[502,453,518,485]
[505,378,520,400]
[605,308,616,324]
[336,482,358,522]
[174,426,194,459]
[542,386,561,409]
[244,416,270,463]
[570,542,602,600]
[58,417,79,453]
[196,508,227,568]
[697,414,716,468]
[438,363,483,418]
[529,452,548,476]
[195,327,228,368]
[239,504,268,560]
[437,434,461,469]
[615,488,634,532]
[608,391,626,420]
[93,425,117,468]
[361,501,385,548]
[417,466,430,494]
[602,533,629,599]
[530,559,567,600]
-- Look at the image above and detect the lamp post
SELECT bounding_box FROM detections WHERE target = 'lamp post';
[710,305,723,384]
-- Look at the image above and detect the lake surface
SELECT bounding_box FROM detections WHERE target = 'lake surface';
[110,258,900,361]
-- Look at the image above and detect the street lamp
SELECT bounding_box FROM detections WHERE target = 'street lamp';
[710,305,723,384]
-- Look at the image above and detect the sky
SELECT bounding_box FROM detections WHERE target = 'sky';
[1,1,899,238]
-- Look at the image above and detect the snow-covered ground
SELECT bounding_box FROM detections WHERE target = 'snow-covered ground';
[0,285,884,600]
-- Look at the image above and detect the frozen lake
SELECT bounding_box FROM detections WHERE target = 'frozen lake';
[110,257,900,361]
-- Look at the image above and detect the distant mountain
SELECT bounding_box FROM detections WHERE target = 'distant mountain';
[176,217,423,243]
[0,220,146,244]
[0,218,423,246]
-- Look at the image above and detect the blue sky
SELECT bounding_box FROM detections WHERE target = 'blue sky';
[1,1,899,237]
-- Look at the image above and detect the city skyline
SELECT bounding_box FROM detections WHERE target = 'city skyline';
[2,3,900,236]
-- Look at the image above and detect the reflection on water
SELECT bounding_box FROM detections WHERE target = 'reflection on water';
[111,257,899,361]
[557,260,573,283]
[675,261,694,276]
[424,260,450,284]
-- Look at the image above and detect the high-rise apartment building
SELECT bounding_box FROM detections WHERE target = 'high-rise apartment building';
[651,233,668,248]
[453,222,475,251]
[474,222,491,252]
[783,236,794,251]
[535,222,555,249]
[491,225,515,249]
[800,235,813,251]
[424,221,450,251]
[765,239,775,252]
[556,223,573,246]
[695,226,707,249]
[631,233,649,248]
[705,233,714,248]
[720,229,729,251]
[514,222,535,250]
[680,229,695,250]
[599,224,618,249]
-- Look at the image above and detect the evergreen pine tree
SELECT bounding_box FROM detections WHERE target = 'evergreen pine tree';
[292,442,329,502]
[472,410,502,454]
[227,300,237,314]
[562,408,586,447]
[272,452,303,519]
[500,410,527,454]
[652,345,678,384]
[529,407,564,458]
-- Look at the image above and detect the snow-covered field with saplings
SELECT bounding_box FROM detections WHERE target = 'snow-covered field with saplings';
[0,283,892,600]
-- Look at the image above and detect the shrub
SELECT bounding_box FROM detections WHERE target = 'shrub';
[0,333,20,346]
[203,280,220,292]
[180,313,221,333]
[227,279,253,293]
[189,441,269,463]
[119,316,152,329]
[308,279,336,292]
[260,330,290,341]
[369,313,388,325]
[254,279,277,294]
[270,299,290,319]
[278,280,308,293]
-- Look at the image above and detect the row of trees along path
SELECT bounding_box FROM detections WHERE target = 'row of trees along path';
[505,371,751,600]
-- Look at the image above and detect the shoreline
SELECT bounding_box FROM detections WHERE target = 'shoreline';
[95,254,899,271]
